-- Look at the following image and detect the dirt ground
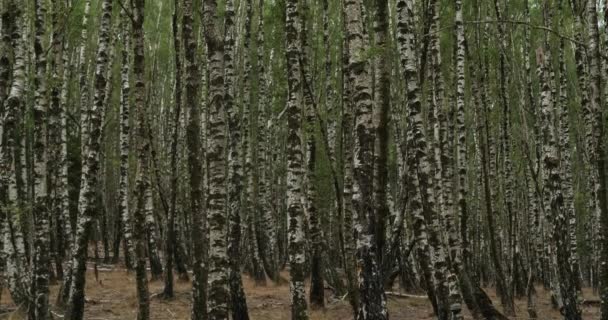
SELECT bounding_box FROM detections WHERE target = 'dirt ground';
[0,264,600,319]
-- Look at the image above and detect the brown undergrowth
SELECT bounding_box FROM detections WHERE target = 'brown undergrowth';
[0,265,599,319]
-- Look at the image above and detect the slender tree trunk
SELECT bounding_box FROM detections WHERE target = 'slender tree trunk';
[183,0,207,317]
[491,0,516,314]
[299,0,324,308]
[225,0,249,318]
[344,0,388,319]
[536,46,582,320]
[77,0,92,158]
[144,183,163,281]
[285,0,309,318]
[48,0,67,281]
[162,0,182,298]
[241,0,266,285]
[32,0,50,317]
[201,0,229,318]
[118,7,134,272]
[65,0,113,318]
[256,0,279,282]
[586,0,608,317]
[396,0,439,316]
[448,1,468,318]
[522,0,540,316]
[373,0,390,273]
[1,0,29,305]
[556,11,583,309]
[468,19,510,320]
[58,0,91,305]
[341,10,359,311]
[130,0,151,316]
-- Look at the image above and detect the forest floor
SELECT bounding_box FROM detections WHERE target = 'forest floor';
[0,263,600,319]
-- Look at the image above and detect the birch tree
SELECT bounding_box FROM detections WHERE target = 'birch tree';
[32,0,50,317]
[1,0,29,306]
[182,0,207,317]
[345,0,388,318]
[66,0,113,318]
[285,0,309,317]
[201,0,229,317]
[226,0,249,317]
[131,0,151,317]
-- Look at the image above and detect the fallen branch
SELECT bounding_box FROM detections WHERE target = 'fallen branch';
[51,310,65,318]
[385,291,427,299]
[582,299,601,306]
[166,308,176,317]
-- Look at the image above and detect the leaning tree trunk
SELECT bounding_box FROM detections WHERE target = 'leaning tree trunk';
[396,0,439,316]
[411,0,453,317]
[65,0,113,318]
[345,0,389,319]
[285,0,309,318]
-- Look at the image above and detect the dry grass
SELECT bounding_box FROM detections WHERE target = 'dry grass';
[0,265,599,319]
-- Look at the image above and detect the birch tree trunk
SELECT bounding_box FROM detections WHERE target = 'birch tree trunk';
[341,9,359,311]
[345,0,388,318]
[557,15,583,308]
[373,0,390,271]
[58,0,91,305]
[285,0,309,317]
[131,0,151,318]
[585,0,608,317]
[492,0,516,314]
[241,0,266,285]
[1,0,29,305]
[182,0,207,317]
[396,0,439,316]
[118,7,134,272]
[77,0,92,159]
[225,0,249,317]
[162,0,184,298]
[201,0,229,317]
[300,0,324,308]
[256,0,279,282]
[48,0,67,281]
[32,0,50,317]
[536,47,582,320]
[65,0,113,318]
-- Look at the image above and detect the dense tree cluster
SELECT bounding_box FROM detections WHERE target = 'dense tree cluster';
[0,0,607,319]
